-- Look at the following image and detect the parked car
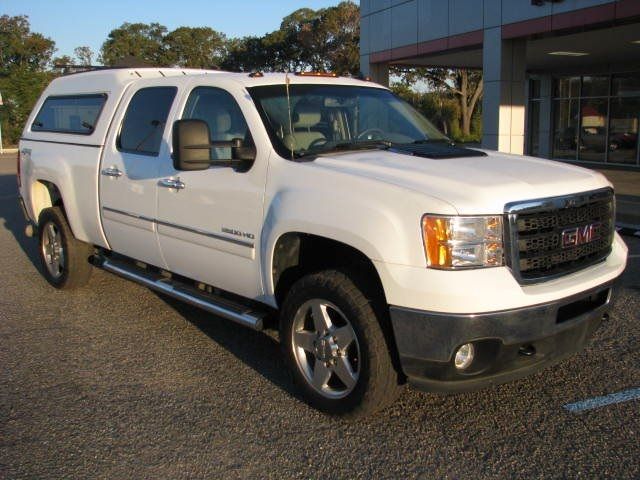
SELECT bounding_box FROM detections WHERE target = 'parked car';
[18,68,627,416]
[609,131,638,151]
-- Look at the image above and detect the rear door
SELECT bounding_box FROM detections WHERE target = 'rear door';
[99,84,177,267]
[155,84,268,299]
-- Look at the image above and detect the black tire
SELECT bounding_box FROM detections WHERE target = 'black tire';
[37,207,93,289]
[280,269,403,417]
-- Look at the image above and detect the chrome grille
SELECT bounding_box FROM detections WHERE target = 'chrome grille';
[505,188,615,284]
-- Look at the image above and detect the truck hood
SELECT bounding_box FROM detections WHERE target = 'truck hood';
[308,149,611,214]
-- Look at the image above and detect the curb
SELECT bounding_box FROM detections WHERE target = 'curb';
[1,148,19,154]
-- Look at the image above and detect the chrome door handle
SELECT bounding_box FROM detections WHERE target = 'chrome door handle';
[159,178,185,190]
[101,166,123,178]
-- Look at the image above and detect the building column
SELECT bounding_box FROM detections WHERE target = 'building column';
[537,74,553,158]
[362,59,389,87]
[482,28,527,155]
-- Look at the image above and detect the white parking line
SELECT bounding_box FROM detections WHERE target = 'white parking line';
[564,388,640,413]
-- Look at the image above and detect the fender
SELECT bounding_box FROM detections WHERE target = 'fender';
[22,142,109,248]
[259,159,459,304]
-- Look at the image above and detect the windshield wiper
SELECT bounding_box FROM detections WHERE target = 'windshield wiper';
[411,138,453,145]
[294,140,393,159]
[332,139,393,151]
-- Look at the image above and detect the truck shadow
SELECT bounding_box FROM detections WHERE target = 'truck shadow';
[151,291,302,400]
[0,174,43,275]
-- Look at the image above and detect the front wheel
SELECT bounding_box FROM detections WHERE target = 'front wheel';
[280,270,403,417]
[38,207,93,289]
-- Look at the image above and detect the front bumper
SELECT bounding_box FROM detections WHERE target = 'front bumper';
[390,278,621,393]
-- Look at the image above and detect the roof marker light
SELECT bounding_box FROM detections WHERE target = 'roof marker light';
[295,71,338,78]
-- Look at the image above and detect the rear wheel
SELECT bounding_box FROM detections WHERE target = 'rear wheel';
[38,207,93,289]
[280,270,403,417]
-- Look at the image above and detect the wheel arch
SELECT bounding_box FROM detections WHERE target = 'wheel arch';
[31,180,65,223]
[270,231,387,310]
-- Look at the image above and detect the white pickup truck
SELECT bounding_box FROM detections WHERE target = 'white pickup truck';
[18,68,628,416]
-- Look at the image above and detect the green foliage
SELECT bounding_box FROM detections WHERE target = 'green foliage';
[100,23,229,69]
[0,15,56,146]
[391,84,459,139]
[74,46,94,66]
[0,15,55,74]
[0,67,56,145]
[99,22,169,66]
[392,66,484,138]
[222,36,267,72]
[222,2,360,74]
[163,27,227,68]
[51,55,73,67]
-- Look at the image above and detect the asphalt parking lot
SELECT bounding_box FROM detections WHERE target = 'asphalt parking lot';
[1,152,638,479]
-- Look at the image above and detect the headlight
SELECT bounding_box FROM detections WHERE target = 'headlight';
[421,215,504,269]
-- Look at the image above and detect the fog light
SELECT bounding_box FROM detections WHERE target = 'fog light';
[454,343,475,370]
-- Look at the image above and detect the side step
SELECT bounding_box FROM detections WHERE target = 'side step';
[92,256,266,331]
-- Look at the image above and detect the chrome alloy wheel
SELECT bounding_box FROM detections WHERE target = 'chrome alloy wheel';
[41,222,65,279]
[291,299,361,399]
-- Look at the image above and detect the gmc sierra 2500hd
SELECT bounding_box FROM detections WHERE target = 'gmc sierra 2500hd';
[18,68,628,416]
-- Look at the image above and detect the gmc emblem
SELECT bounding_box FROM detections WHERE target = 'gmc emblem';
[561,223,601,249]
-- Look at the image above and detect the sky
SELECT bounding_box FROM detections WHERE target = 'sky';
[3,0,357,62]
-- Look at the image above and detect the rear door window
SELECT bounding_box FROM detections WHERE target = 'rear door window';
[117,87,177,156]
[32,94,107,135]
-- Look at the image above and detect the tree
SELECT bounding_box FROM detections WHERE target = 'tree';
[0,15,55,74]
[221,36,267,72]
[0,15,55,146]
[52,55,73,67]
[391,84,458,136]
[300,2,360,74]
[51,55,74,74]
[393,67,483,138]
[164,27,227,68]
[100,22,168,66]
[222,2,360,74]
[74,46,94,66]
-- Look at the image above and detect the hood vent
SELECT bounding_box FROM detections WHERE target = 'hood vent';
[390,143,487,159]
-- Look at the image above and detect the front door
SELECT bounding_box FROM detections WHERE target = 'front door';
[100,85,177,268]
[156,86,267,299]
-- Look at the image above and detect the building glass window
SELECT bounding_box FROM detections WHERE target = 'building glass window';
[581,76,609,97]
[612,75,640,97]
[528,78,541,157]
[608,96,639,164]
[553,98,579,160]
[555,77,580,98]
[579,98,608,162]
[552,73,640,167]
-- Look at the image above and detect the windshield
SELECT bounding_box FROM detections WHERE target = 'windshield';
[248,84,450,158]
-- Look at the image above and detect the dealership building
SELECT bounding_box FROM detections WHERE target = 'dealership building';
[360,0,640,170]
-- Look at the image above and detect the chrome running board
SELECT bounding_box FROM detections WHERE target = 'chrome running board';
[94,256,265,331]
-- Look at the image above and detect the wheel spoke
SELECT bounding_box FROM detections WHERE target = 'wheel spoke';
[312,359,332,389]
[294,330,316,353]
[332,325,355,350]
[311,302,332,334]
[47,223,56,244]
[332,356,357,389]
